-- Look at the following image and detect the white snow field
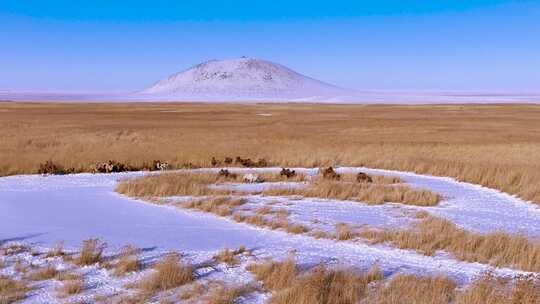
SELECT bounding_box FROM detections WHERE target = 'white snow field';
[2,167,540,302]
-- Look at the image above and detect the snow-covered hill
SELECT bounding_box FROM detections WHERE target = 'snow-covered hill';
[138,57,350,99]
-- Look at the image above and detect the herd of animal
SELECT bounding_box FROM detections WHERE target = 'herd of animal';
[92,160,170,173]
[38,157,374,184]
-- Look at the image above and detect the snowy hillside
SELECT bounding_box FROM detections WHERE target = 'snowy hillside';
[138,57,349,99]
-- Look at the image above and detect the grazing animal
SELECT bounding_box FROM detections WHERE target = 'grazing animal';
[243,173,265,183]
[211,157,221,167]
[356,172,373,183]
[234,156,268,167]
[218,169,238,179]
[224,157,233,165]
[280,168,296,178]
[154,160,169,171]
[93,160,129,173]
[321,167,341,180]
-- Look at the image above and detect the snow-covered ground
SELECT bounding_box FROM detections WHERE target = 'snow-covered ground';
[2,167,540,302]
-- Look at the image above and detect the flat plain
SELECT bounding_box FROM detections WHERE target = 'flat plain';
[1,102,539,203]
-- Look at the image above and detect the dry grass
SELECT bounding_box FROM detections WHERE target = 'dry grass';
[56,278,84,297]
[183,196,245,216]
[0,244,28,256]
[248,257,383,304]
[337,172,402,184]
[2,103,540,204]
[247,256,297,290]
[0,275,30,304]
[178,280,257,304]
[116,172,235,197]
[138,252,193,293]
[263,178,440,206]
[26,264,58,281]
[213,246,246,265]
[335,223,356,240]
[45,241,65,258]
[55,271,81,282]
[270,266,383,304]
[257,171,307,182]
[365,273,457,304]
[359,215,540,272]
[231,211,309,234]
[204,283,258,304]
[457,273,540,304]
[74,238,106,266]
[112,245,141,277]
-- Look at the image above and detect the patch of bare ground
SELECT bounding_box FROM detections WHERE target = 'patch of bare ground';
[263,178,440,206]
[358,215,540,272]
[0,275,31,304]
[137,252,193,293]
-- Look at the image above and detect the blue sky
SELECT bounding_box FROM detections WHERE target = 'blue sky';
[1,0,539,92]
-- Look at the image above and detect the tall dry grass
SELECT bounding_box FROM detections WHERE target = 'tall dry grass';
[117,169,438,207]
[247,257,540,304]
[0,275,30,304]
[1,103,540,204]
[183,196,246,216]
[359,215,540,272]
[457,273,540,304]
[365,273,457,304]
[116,172,234,197]
[74,238,106,266]
[112,245,141,277]
[138,252,193,293]
[247,257,383,304]
[56,277,84,297]
[263,178,440,206]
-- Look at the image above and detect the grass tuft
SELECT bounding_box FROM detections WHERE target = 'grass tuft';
[138,252,193,293]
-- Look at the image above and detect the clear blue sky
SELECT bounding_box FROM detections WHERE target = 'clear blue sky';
[1,0,539,92]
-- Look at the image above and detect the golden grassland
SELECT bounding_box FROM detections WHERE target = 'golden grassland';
[116,170,437,206]
[262,177,440,206]
[247,257,540,304]
[359,214,540,272]
[1,102,540,205]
